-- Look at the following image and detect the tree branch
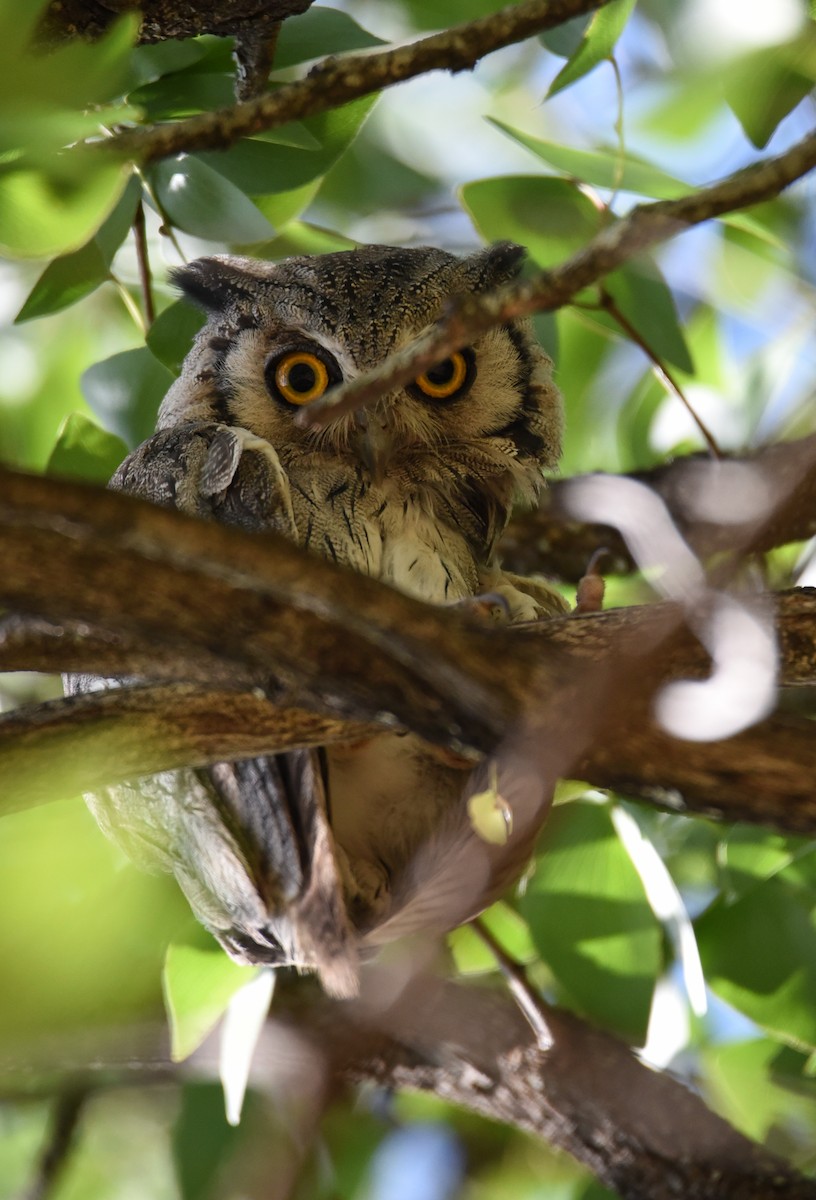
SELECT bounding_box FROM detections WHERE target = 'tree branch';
[102,0,612,163]
[500,434,816,581]
[302,126,816,428]
[3,468,816,839]
[19,1087,88,1200]
[5,975,815,1200]
[41,0,314,45]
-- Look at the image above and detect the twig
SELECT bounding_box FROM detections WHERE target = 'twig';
[301,125,816,428]
[132,201,155,328]
[104,0,612,163]
[596,287,722,457]
[470,918,553,1048]
[19,1087,88,1200]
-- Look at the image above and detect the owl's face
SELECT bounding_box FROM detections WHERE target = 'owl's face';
[160,243,562,547]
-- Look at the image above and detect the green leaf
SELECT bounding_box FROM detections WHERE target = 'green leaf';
[163,942,256,1063]
[719,827,810,900]
[197,93,378,199]
[149,156,276,242]
[172,1083,247,1200]
[0,154,130,259]
[81,347,174,448]
[126,39,209,91]
[488,119,690,200]
[604,256,694,373]
[696,862,816,1051]
[540,13,593,59]
[46,413,128,483]
[548,0,636,98]
[147,300,207,375]
[460,175,600,270]
[449,902,537,975]
[15,242,108,322]
[249,220,355,261]
[92,171,143,263]
[725,27,816,149]
[702,1040,816,1145]
[15,175,140,321]
[274,5,386,69]
[519,801,662,1042]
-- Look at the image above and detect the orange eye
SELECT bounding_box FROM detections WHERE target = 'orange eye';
[410,349,474,401]
[266,349,337,407]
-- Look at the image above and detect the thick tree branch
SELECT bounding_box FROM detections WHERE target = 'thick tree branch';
[302,126,816,428]
[2,464,815,834]
[103,0,611,163]
[0,683,373,813]
[41,0,314,44]
[0,466,547,751]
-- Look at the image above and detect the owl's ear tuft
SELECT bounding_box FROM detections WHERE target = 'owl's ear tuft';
[468,241,527,291]
[171,256,266,313]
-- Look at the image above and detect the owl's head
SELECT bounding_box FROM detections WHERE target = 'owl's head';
[161,243,562,546]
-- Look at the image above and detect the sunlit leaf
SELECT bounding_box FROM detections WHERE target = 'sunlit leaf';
[718,827,809,900]
[150,155,276,242]
[197,94,378,198]
[519,801,662,1042]
[46,412,128,483]
[163,941,256,1063]
[461,175,600,270]
[0,155,130,258]
[81,346,174,448]
[725,27,816,149]
[696,862,816,1051]
[249,220,355,260]
[488,119,690,199]
[449,902,537,975]
[547,0,636,98]
[274,5,386,69]
[703,1040,816,1145]
[14,174,139,320]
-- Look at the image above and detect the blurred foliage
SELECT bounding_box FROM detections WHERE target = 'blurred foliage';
[1,0,816,1196]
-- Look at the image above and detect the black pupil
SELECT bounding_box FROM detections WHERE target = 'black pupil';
[288,361,317,393]
[426,359,455,385]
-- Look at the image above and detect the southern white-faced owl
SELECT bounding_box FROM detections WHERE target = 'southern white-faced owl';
[77,243,565,996]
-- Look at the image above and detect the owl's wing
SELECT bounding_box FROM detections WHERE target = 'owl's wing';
[72,420,358,997]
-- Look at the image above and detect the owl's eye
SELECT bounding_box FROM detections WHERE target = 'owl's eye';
[409,349,475,402]
[265,347,340,408]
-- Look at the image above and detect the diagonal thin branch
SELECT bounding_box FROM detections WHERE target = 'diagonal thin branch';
[301,125,816,428]
[103,0,612,163]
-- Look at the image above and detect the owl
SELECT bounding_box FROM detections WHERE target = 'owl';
[76,243,565,996]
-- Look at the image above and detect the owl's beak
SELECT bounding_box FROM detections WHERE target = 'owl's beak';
[354,409,393,486]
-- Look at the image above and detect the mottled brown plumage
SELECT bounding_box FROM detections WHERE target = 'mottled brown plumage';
[77,243,565,995]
